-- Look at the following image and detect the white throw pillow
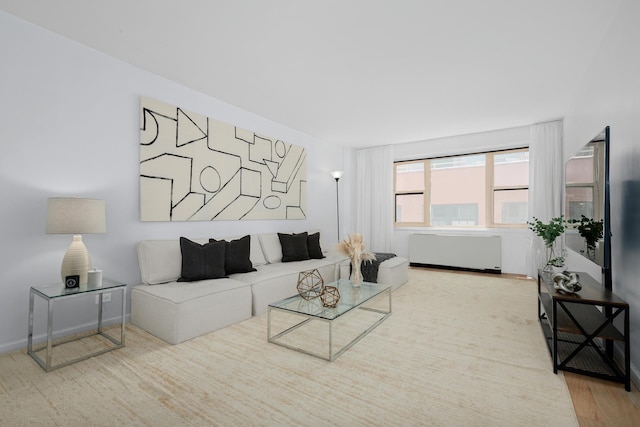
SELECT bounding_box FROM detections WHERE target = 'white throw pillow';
[258,233,285,264]
[138,238,209,285]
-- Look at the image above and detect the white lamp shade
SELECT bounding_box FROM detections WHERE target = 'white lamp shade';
[46,198,106,234]
[331,171,344,180]
[46,197,106,285]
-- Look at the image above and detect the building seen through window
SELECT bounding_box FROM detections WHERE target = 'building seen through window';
[395,148,529,227]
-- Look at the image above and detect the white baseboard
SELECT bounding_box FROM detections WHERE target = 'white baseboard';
[0,314,131,355]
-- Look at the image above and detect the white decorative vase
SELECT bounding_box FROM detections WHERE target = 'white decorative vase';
[350,259,363,287]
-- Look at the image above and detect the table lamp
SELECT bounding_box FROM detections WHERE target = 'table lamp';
[46,197,106,285]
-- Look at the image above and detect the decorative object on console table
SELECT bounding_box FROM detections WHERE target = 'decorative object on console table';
[551,271,582,294]
[335,233,375,286]
[297,269,324,300]
[46,197,106,285]
[331,170,343,242]
[527,216,566,272]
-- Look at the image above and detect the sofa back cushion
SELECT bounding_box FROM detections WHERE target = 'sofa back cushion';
[258,233,285,263]
[138,238,207,285]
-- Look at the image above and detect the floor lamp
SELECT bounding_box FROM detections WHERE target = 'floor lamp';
[331,171,343,242]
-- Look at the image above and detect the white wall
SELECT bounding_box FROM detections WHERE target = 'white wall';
[563,0,640,384]
[389,126,532,275]
[0,12,345,353]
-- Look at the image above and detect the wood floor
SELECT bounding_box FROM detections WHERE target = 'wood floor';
[565,372,640,427]
[420,268,640,426]
[501,271,640,426]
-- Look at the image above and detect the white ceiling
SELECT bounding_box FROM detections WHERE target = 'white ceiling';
[0,0,623,146]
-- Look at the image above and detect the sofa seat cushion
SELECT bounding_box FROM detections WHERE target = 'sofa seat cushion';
[376,256,409,289]
[288,253,346,272]
[134,277,249,303]
[130,278,252,345]
[228,263,297,284]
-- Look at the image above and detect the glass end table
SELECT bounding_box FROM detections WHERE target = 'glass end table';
[27,278,127,372]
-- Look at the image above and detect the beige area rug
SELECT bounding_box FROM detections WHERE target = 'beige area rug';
[0,269,578,426]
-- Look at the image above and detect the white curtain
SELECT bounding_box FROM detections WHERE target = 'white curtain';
[355,145,395,253]
[527,120,564,277]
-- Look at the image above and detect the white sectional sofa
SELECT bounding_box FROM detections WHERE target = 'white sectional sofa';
[131,232,408,344]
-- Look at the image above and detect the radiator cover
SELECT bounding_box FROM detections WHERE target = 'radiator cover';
[409,234,501,273]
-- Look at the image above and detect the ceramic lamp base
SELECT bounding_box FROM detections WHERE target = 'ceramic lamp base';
[60,235,92,285]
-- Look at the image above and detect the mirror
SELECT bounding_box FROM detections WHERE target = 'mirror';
[564,127,611,288]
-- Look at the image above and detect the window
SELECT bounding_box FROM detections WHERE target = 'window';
[565,144,597,221]
[394,148,529,227]
[492,150,529,225]
[395,161,425,223]
[431,203,478,226]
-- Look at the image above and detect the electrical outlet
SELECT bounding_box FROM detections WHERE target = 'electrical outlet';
[95,293,112,304]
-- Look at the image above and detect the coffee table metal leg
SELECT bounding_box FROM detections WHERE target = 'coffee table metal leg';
[329,321,333,361]
[267,307,272,341]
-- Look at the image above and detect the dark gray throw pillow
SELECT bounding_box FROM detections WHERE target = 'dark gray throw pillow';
[307,232,325,259]
[178,237,227,282]
[209,235,256,275]
[278,232,310,262]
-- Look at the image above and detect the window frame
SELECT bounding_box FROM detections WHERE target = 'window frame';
[394,147,529,228]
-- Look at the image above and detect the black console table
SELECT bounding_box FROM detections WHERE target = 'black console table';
[537,269,630,391]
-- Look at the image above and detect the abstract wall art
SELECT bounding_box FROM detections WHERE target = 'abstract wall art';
[139,97,306,221]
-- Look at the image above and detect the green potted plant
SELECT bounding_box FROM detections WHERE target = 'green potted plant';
[568,215,604,259]
[528,215,566,271]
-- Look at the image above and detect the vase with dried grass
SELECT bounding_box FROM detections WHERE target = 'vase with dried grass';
[335,233,376,286]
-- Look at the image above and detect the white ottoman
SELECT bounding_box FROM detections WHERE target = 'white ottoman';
[339,256,409,290]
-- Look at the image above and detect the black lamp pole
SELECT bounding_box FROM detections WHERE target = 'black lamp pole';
[335,176,340,242]
[331,171,343,242]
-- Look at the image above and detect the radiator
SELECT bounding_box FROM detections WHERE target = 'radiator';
[409,234,501,273]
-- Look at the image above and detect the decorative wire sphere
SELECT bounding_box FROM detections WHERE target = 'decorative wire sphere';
[297,269,324,300]
[320,285,340,308]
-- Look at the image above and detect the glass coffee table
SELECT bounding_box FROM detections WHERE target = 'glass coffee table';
[267,279,392,361]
